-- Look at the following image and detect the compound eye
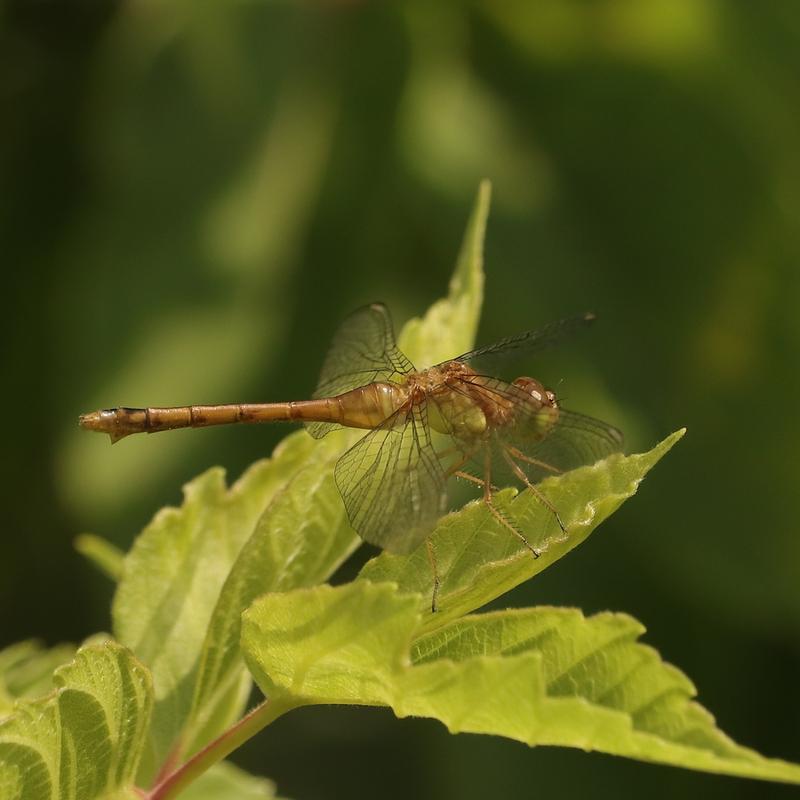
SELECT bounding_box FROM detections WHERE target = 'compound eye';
[545,390,557,405]
[513,376,546,403]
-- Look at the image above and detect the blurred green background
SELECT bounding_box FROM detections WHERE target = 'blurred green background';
[2,1,799,797]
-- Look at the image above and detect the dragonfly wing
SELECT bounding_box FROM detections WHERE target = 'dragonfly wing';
[509,407,624,481]
[334,400,447,554]
[451,313,595,379]
[451,376,623,484]
[308,303,415,439]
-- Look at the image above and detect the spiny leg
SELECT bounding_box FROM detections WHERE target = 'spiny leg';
[452,469,500,494]
[502,448,566,533]
[445,446,502,492]
[507,446,562,475]
[425,538,440,613]
[482,447,540,558]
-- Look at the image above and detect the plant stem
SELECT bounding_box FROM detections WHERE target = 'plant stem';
[146,697,293,800]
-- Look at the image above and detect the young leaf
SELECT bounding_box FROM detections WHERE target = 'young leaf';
[241,581,800,785]
[0,640,153,800]
[397,179,488,366]
[361,430,684,630]
[112,431,318,780]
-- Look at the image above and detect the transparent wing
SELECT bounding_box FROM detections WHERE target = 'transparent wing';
[334,400,447,555]
[438,375,623,486]
[451,313,596,379]
[307,303,415,439]
[510,407,624,481]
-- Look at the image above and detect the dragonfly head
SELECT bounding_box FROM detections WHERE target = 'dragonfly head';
[512,377,558,408]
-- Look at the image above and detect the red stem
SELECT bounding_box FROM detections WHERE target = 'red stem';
[145,697,293,800]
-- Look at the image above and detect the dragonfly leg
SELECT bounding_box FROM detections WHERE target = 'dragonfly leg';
[425,539,440,613]
[483,448,539,557]
[446,447,501,491]
[483,498,540,557]
[451,469,500,493]
[507,446,562,475]
[502,449,566,533]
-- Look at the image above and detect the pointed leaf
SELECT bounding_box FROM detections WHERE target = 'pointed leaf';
[242,581,800,785]
[361,430,684,630]
[0,640,153,800]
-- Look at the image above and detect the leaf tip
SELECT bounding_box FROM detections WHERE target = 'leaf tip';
[663,427,687,449]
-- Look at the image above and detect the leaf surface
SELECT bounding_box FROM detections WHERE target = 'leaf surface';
[0,641,152,800]
[361,431,684,630]
[242,581,800,785]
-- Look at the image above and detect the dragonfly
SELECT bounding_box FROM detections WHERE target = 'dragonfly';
[80,303,623,609]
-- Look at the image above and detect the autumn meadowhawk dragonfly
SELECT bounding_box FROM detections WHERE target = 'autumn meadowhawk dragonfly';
[80,303,622,606]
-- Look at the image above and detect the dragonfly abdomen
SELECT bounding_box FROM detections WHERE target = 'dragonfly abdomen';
[80,400,341,443]
[79,383,409,443]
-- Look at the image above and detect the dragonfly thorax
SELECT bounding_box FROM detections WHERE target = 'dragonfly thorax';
[412,362,489,438]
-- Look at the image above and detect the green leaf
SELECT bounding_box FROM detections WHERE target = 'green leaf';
[75,534,125,581]
[179,761,280,800]
[241,581,800,785]
[361,430,685,631]
[111,432,319,780]
[184,430,359,757]
[0,640,153,800]
[0,641,76,715]
[242,582,418,706]
[397,179,488,366]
